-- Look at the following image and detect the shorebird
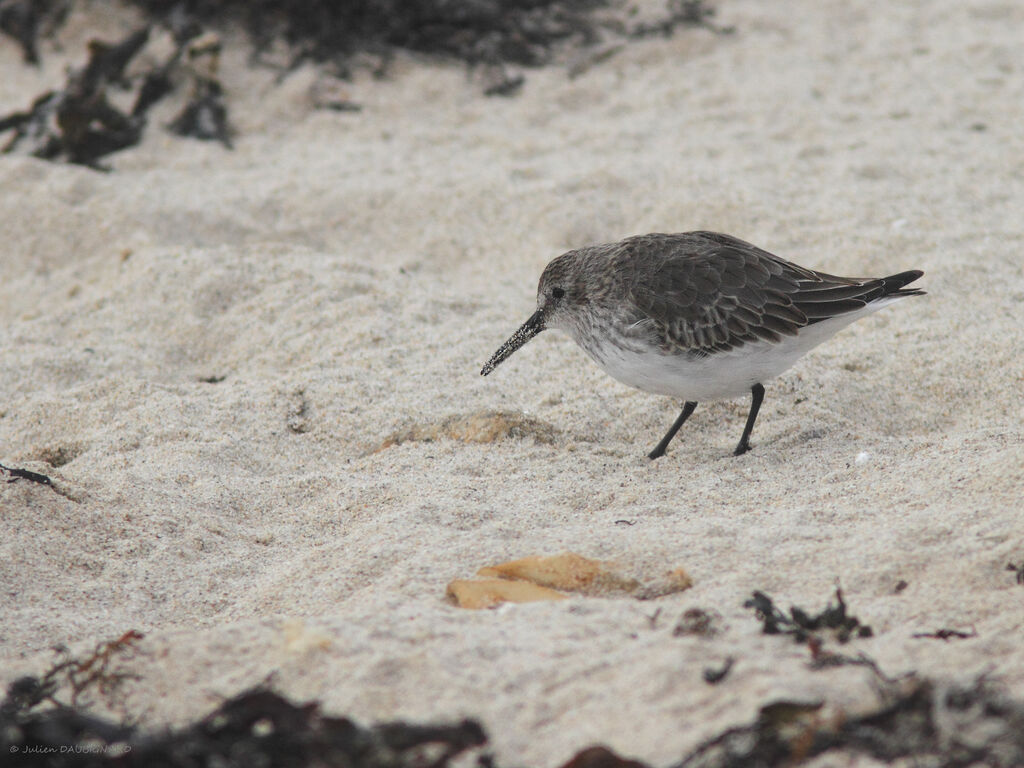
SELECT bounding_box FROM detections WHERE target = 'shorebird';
[481,231,924,458]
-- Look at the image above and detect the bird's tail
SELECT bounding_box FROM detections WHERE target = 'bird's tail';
[880,270,925,297]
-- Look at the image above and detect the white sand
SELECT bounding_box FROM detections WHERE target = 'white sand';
[2,1,1023,764]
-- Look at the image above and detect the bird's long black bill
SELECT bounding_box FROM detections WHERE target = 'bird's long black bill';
[480,310,545,376]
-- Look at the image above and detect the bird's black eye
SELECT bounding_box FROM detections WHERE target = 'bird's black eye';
[551,287,565,299]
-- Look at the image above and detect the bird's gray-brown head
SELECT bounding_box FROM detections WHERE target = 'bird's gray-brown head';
[480,250,590,376]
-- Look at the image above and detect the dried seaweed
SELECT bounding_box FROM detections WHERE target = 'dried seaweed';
[10,630,145,712]
[132,0,610,71]
[2,640,488,768]
[1007,561,1024,585]
[561,746,650,768]
[3,685,488,767]
[126,0,727,87]
[804,645,905,682]
[167,75,232,146]
[628,0,733,38]
[673,607,720,638]
[0,21,231,167]
[0,28,150,167]
[4,632,1024,768]
[744,587,873,645]
[3,1,730,165]
[702,657,734,685]
[911,627,978,641]
[673,678,1024,768]
[0,0,69,63]
[1,461,53,486]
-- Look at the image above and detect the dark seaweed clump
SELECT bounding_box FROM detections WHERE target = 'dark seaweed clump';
[0,20,231,168]
[7,675,1024,768]
[5,624,1024,767]
[744,587,874,644]
[3,684,488,768]
[127,1,727,71]
[0,0,70,64]
[1,631,488,768]
[135,0,610,70]
[0,0,726,167]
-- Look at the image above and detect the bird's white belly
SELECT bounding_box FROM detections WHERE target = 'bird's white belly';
[578,309,881,401]
[584,338,785,400]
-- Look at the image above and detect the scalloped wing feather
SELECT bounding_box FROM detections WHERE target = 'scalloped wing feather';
[617,232,915,356]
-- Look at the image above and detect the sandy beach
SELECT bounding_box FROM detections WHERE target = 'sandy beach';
[2,1,1023,764]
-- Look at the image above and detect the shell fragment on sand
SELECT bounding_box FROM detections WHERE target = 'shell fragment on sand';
[448,552,692,608]
[478,552,639,594]
[446,578,567,609]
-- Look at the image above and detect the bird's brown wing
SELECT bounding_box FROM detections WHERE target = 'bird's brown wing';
[618,231,903,355]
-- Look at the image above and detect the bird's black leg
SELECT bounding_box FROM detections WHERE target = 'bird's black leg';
[648,401,697,460]
[734,383,765,456]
